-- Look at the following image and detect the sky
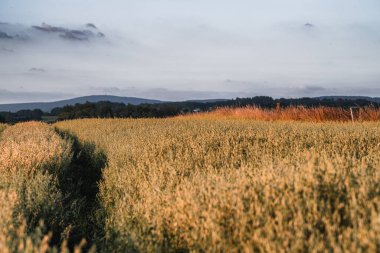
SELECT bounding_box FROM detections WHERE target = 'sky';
[0,0,380,103]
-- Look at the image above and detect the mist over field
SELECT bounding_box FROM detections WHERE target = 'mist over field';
[1,0,380,103]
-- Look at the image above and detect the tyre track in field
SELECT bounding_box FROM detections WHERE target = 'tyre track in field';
[55,128,108,251]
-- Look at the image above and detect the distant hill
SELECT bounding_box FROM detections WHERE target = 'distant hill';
[1,95,380,113]
[317,96,380,103]
[186,99,229,103]
[0,95,163,112]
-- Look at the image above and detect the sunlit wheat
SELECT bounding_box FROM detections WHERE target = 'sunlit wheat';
[178,106,380,122]
[56,118,380,252]
[0,122,75,253]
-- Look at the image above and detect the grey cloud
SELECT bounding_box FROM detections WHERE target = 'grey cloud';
[294,85,327,95]
[268,86,380,98]
[29,68,45,72]
[0,89,73,104]
[0,0,380,102]
[89,86,256,101]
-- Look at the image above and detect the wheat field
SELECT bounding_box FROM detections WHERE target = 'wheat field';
[1,118,380,252]
[180,106,380,122]
[0,122,96,253]
[54,118,380,252]
[0,124,6,133]
[0,122,72,252]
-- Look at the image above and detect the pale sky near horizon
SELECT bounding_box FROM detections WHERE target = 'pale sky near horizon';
[0,0,380,103]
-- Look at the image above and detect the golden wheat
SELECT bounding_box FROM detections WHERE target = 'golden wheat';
[56,118,380,252]
[0,123,6,132]
[179,106,380,122]
[0,122,71,176]
[0,189,54,253]
[0,122,83,253]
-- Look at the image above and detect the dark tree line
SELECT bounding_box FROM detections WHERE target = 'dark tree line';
[0,109,44,123]
[1,96,379,123]
[51,102,181,120]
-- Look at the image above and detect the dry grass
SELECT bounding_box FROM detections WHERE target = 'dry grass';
[56,118,380,252]
[0,123,6,128]
[0,190,57,253]
[0,123,6,133]
[0,190,19,253]
[0,122,89,253]
[178,106,380,122]
[0,122,71,176]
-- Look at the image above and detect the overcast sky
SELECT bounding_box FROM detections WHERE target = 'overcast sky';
[1,0,380,103]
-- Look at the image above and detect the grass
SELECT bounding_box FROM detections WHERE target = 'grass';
[55,118,380,252]
[179,106,380,122]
